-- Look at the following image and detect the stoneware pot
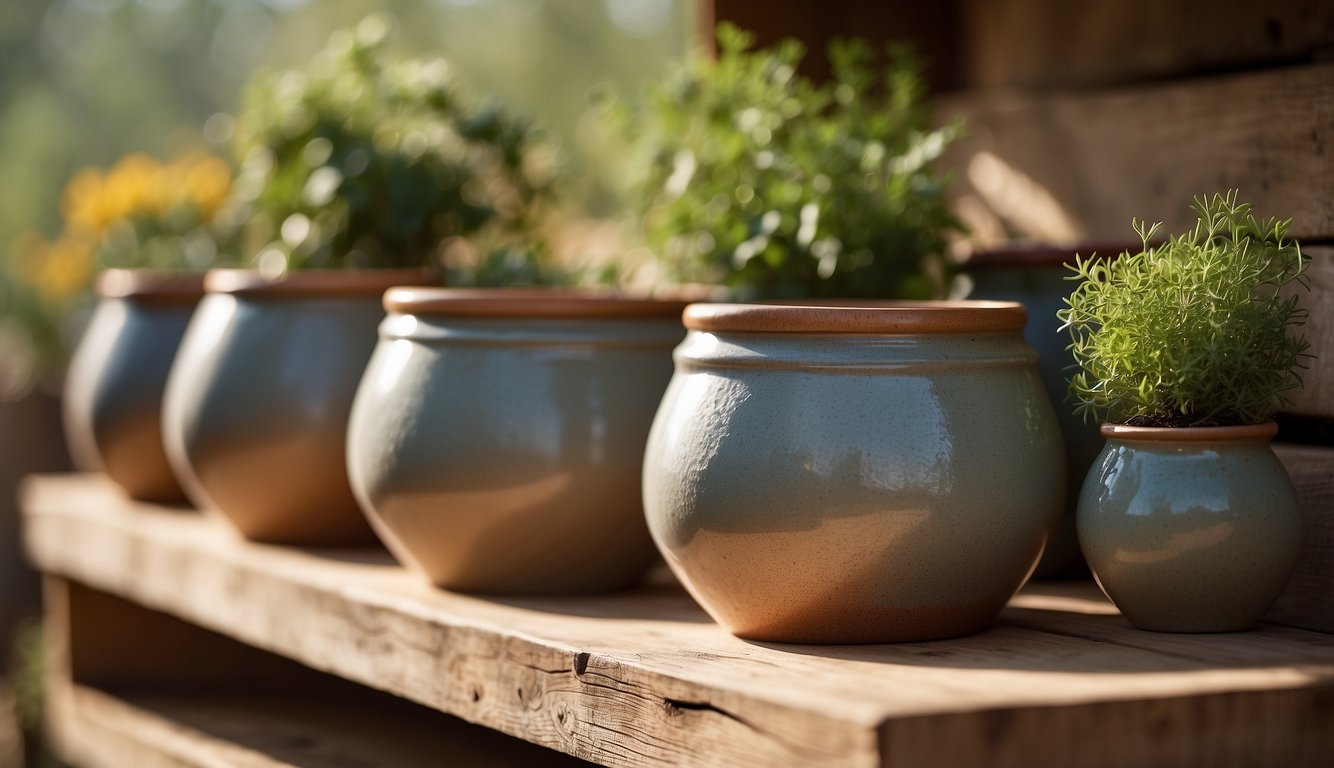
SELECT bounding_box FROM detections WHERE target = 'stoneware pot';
[163,268,435,544]
[347,288,687,593]
[966,245,1133,577]
[1078,422,1301,633]
[642,301,1066,644]
[64,269,204,503]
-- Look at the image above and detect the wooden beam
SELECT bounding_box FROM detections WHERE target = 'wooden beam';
[702,0,963,90]
[959,0,1334,89]
[1268,444,1334,633]
[43,577,585,768]
[940,63,1334,244]
[22,475,1334,768]
[1284,247,1334,419]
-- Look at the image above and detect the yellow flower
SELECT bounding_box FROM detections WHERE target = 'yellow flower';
[178,153,232,221]
[61,169,110,234]
[8,231,95,305]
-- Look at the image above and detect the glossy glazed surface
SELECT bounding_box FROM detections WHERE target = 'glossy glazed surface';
[162,271,423,543]
[348,302,684,593]
[969,264,1102,577]
[64,293,197,503]
[643,305,1065,643]
[1078,424,1301,632]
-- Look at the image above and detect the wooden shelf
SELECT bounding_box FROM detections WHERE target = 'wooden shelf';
[23,474,1334,767]
[47,683,584,768]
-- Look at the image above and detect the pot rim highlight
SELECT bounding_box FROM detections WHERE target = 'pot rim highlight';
[383,287,691,319]
[1100,422,1278,442]
[683,301,1027,334]
[97,269,206,305]
[205,268,437,298]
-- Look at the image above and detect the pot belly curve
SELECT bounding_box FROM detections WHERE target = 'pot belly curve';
[643,333,1065,644]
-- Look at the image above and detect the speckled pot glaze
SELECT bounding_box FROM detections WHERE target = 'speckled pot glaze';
[1078,423,1301,633]
[643,302,1066,644]
[347,288,687,593]
[162,269,435,544]
[64,270,203,503]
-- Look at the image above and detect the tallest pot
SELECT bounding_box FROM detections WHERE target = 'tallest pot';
[162,268,434,544]
[642,301,1066,643]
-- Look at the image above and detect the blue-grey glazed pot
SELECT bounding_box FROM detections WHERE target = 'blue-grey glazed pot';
[642,302,1066,644]
[967,251,1111,577]
[64,270,203,503]
[347,288,687,594]
[1078,422,1301,633]
[162,268,434,544]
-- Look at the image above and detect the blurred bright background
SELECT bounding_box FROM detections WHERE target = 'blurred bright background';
[0,0,691,391]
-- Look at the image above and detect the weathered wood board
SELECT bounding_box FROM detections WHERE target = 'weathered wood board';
[939,63,1334,244]
[1284,247,1334,419]
[959,0,1334,88]
[23,474,1334,768]
[1269,444,1334,633]
[46,682,585,768]
[43,578,587,768]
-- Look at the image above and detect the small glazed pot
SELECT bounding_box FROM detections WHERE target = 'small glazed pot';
[1078,422,1301,633]
[643,302,1066,644]
[163,268,436,544]
[347,288,687,593]
[64,270,204,503]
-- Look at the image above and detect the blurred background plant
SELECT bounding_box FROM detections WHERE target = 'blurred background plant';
[1,151,237,391]
[231,15,557,281]
[0,0,690,394]
[607,22,961,300]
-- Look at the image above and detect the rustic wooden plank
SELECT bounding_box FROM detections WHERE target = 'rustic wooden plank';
[1284,247,1334,418]
[959,0,1334,89]
[22,474,1334,768]
[44,577,587,768]
[47,682,587,768]
[939,63,1334,244]
[1268,444,1334,633]
[702,0,963,90]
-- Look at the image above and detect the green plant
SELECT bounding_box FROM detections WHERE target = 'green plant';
[610,23,961,300]
[1,152,236,387]
[1059,191,1310,427]
[232,16,554,276]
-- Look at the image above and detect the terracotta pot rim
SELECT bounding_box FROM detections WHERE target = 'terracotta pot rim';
[683,301,1027,334]
[97,269,207,304]
[1100,422,1278,442]
[383,287,691,319]
[205,268,438,297]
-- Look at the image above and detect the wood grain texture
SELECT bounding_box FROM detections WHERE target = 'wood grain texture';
[43,577,587,768]
[959,0,1334,89]
[22,474,1334,768]
[47,683,585,768]
[1285,247,1334,418]
[1269,444,1334,633]
[939,63,1334,244]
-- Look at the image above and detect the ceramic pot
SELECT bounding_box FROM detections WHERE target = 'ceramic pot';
[348,288,687,593]
[642,302,1066,644]
[1078,423,1301,632]
[966,246,1132,577]
[162,269,435,544]
[64,270,204,503]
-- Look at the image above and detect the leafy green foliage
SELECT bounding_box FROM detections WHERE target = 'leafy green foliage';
[610,23,961,300]
[232,16,554,275]
[1059,191,1310,427]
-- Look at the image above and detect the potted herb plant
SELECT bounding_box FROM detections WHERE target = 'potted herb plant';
[1060,191,1309,632]
[53,152,235,503]
[162,17,554,544]
[611,23,961,300]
